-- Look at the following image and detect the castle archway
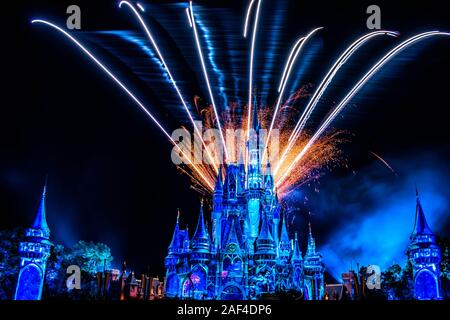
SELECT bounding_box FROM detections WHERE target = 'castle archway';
[220,283,245,300]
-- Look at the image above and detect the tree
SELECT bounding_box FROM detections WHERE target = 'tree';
[0,227,114,300]
[44,240,113,300]
[0,228,22,300]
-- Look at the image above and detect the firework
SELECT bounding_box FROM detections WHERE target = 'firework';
[32,1,449,199]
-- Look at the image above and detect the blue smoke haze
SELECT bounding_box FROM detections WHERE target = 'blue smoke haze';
[308,152,450,281]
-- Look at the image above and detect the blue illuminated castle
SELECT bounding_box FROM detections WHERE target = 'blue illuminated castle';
[408,190,442,300]
[14,185,52,300]
[164,111,325,300]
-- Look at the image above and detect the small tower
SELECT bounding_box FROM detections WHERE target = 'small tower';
[254,214,276,265]
[303,222,325,300]
[164,209,182,298]
[290,232,304,291]
[190,201,211,256]
[408,189,442,300]
[278,214,291,262]
[14,185,52,300]
[212,165,224,250]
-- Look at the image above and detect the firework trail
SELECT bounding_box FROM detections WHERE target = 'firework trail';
[273,30,399,176]
[31,19,215,191]
[277,31,450,187]
[32,1,449,197]
[119,1,219,173]
[244,0,262,139]
[370,151,399,177]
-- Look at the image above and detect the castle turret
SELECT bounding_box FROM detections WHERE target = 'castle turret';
[191,201,211,254]
[14,184,52,300]
[167,209,182,254]
[408,189,442,300]
[279,214,291,261]
[213,166,223,250]
[254,214,276,265]
[303,222,325,300]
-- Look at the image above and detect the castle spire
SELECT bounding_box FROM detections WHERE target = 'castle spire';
[279,214,290,244]
[292,232,303,262]
[168,209,181,253]
[182,224,190,252]
[255,213,275,255]
[191,200,211,252]
[32,183,50,237]
[413,188,434,236]
[258,213,273,241]
[306,221,316,256]
[226,219,240,248]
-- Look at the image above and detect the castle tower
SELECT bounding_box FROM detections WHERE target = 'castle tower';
[246,103,264,248]
[14,185,52,300]
[254,213,276,265]
[408,189,442,300]
[164,210,183,298]
[303,222,325,300]
[212,165,223,250]
[290,232,304,291]
[190,201,211,256]
[187,201,211,299]
[278,214,291,262]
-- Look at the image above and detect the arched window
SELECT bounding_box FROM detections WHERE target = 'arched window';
[415,269,438,300]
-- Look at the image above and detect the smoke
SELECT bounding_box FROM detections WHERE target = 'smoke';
[308,152,450,281]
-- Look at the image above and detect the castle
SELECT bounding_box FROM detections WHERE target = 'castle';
[14,185,52,300]
[408,190,443,300]
[164,110,326,300]
[12,166,444,300]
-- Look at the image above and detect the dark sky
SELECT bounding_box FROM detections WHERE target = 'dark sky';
[2,0,449,277]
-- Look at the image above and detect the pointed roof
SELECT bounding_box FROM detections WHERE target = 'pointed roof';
[413,189,434,235]
[279,214,290,244]
[168,209,181,253]
[226,219,240,246]
[32,184,50,235]
[258,214,273,241]
[191,201,211,252]
[192,200,209,240]
[215,165,223,192]
[306,222,316,256]
[183,225,190,245]
[292,232,302,262]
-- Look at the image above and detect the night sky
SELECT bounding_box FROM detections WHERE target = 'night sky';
[2,0,449,278]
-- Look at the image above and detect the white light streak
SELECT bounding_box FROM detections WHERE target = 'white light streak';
[189,1,228,161]
[274,30,398,175]
[120,1,218,172]
[32,19,214,190]
[276,31,450,187]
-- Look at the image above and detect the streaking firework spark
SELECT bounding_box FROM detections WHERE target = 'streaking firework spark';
[264,27,323,163]
[244,0,262,139]
[276,31,450,188]
[119,1,219,174]
[32,1,449,197]
[273,30,399,176]
[370,151,399,177]
[188,1,229,161]
[31,19,215,191]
